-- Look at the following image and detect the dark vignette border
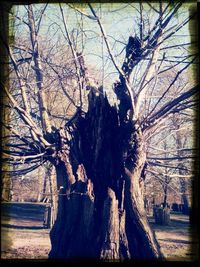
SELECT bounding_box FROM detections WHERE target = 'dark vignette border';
[0,0,199,266]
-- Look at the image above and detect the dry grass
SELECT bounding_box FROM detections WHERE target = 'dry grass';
[150,213,198,261]
[1,204,198,261]
[1,227,50,259]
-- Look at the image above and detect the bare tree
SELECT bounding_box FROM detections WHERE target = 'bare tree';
[145,108,195,212]
[1,2,198,260]
[172,114,194,214]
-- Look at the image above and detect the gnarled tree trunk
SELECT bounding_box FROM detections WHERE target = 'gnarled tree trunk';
[49,90,163,260]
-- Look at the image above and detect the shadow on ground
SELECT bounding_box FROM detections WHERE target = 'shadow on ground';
[1,224,45,230]
[1,202,48,229]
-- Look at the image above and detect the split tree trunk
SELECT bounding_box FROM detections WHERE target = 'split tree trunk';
[49,90,163,260]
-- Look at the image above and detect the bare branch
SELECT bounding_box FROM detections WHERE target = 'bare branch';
[2,152,46,162]
[3,84,51,147]
[36,3,48,34]
[45,59,79,109]
[143,2,182,50]
[88,3,136,117]
[59,3,84,108]
[148,146,196,154]
[148,156,196,161]
[147,161,191,172]
[2,123,40,151]
[143,85,198,132]
[147,168,194,179]
[134,34,162,118]
[161,12,196,44]
[68,4,97,20]
[2,161,46,176]
[3,42,30,113]
[28,5,52,134]
[146,57,196,121]
[146,169,189,195]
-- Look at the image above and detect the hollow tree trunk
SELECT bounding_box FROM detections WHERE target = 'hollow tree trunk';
[49,90,162,260]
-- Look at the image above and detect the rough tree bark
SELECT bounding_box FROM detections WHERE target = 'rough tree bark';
[48,88,163,260]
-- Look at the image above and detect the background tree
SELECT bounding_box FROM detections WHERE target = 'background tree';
[1,2,198,260]
[172,114,194,214]
[145,108,195,212]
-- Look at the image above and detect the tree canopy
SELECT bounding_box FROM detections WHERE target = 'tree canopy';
[1,2,198,183]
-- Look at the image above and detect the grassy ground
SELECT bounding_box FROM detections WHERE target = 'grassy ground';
[1,203,198,260]
[1,202,51,259]
[149,213,198,261]
[1,227,50,259]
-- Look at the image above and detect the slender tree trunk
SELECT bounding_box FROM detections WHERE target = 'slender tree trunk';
[163,186,168,208]
[175,127,190,215]
[28,5,52,135]
[180,178,189,215]
[48,166,58,227]
[1,174,11,201]
[49,90,162,260]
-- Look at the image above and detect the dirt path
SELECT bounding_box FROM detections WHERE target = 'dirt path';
[1,202,51,259]
[1,227,51,259]
[1,203,198,260]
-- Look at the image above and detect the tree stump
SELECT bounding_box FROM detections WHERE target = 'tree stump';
[154,207,170,225]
